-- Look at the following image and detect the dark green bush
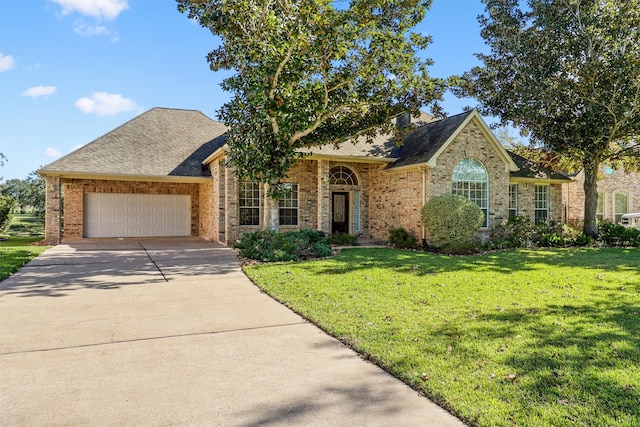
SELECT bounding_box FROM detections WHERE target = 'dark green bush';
[490,216,580,248]
[421,194,484,247]
[389,227,418,249]
[327,232,359,246]
[233,228,332,262]
[598,222,640,247]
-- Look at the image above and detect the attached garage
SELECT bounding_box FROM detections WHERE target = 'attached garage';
[84,193,191,238]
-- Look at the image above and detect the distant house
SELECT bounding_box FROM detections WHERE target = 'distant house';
[564,166,640,224]
[38,107,571,245]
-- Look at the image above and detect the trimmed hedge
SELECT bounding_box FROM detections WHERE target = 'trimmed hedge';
[327,232,359,246]
[421,194,484,248]
[233,228,332,262]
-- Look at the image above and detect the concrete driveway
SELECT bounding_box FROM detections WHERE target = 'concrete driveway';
[0,238,464,426]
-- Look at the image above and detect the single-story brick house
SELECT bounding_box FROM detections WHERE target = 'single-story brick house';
[564,166,640,224]
[38,107,571,245]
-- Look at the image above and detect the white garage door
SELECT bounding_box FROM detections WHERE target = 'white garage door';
[84,193,191,238]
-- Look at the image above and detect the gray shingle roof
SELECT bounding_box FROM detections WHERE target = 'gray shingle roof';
[304,112,435,160]
[385,111,473,170]
[507,151,572,181]
[38,108,227,178]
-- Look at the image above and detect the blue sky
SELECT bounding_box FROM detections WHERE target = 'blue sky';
[0,0,488,181]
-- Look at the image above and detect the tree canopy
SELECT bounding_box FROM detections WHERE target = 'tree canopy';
[456,0,640,237]
[178,0,445,185]
[0,172,45,216]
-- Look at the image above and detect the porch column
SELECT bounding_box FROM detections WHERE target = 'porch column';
[44,175,61,245]
[317,159,331,235]
[224,167,239,244]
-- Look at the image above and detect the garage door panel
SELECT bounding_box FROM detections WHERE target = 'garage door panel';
[84,193,191,238]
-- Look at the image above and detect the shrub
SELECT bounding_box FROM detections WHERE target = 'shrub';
[598,222,640,247]
[233,228,332,262]
[533,219,565,247]
[327,232,359,246]
[0,195,14,233]
[388,227,418,249]
[421,194,484,248]
[489,216,535,249]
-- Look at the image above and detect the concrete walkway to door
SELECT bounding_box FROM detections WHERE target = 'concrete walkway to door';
[0,238,465,426]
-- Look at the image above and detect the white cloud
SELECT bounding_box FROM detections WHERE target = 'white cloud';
[75,92,142,117]
[22,85,57,98]
[51,0,128,21]
[45,148,62,158]
[71,144,86,152]
[0,53,15,72]
[74,21,109,36]
[73,21,120,42]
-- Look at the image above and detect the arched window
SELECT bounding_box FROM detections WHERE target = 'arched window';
[329,166,358,186]
[452,158,489,227]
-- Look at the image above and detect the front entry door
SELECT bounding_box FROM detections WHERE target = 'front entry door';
[332,192,349,234]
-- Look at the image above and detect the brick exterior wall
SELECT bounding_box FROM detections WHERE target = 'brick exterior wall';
[564,168,640,223]
[59,179,201,239]
[369,167,424,241]
[428,121,511,229]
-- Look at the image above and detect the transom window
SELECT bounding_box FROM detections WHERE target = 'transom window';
[452,158,489,227]
[534,185,549,224]
[278,183,299,226]
[330,166,358,186]
[614,191,628,223]
[239,182,261,226]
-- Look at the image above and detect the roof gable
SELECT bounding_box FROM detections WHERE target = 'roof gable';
[38,108,228,179]
[386,110,518,172]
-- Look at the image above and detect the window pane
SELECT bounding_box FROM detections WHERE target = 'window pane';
[354,191,360,232]
[509,184,518,217]
[534,185,549,224]
[614,192,628,223]
[452,158,488,227]
[239,182,261,226]
[278,183,299,226]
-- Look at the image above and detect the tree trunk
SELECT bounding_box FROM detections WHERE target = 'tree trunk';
[264,183,280,232]
[582,158,600,239]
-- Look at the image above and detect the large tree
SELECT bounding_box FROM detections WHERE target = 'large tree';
[1,172,45,216]
[177,0,445,186]
[456,0,640,237]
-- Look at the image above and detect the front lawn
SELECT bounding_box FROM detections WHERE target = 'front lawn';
[1,214,48,281]
[245,248,640,427]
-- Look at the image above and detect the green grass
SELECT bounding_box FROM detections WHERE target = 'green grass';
[1,214,48,281]
[245,248,640,427]
[5,213,45,237]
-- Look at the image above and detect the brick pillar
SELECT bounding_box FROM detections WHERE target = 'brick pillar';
[224,167,239,245]
[44,175,62,245]
[317,160,331,235]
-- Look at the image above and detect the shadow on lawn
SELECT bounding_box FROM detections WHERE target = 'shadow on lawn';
[456,299,640,423]
[324,247,640,277]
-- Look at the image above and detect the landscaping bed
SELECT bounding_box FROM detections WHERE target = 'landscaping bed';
[245,247,640,427]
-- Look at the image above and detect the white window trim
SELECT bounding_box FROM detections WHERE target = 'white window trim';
[509,184,518,217]
[534,184,550,223]
[239,181,261,226]
[278,183,299,227]
[613,190,629,224]
[452,158,490,228]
